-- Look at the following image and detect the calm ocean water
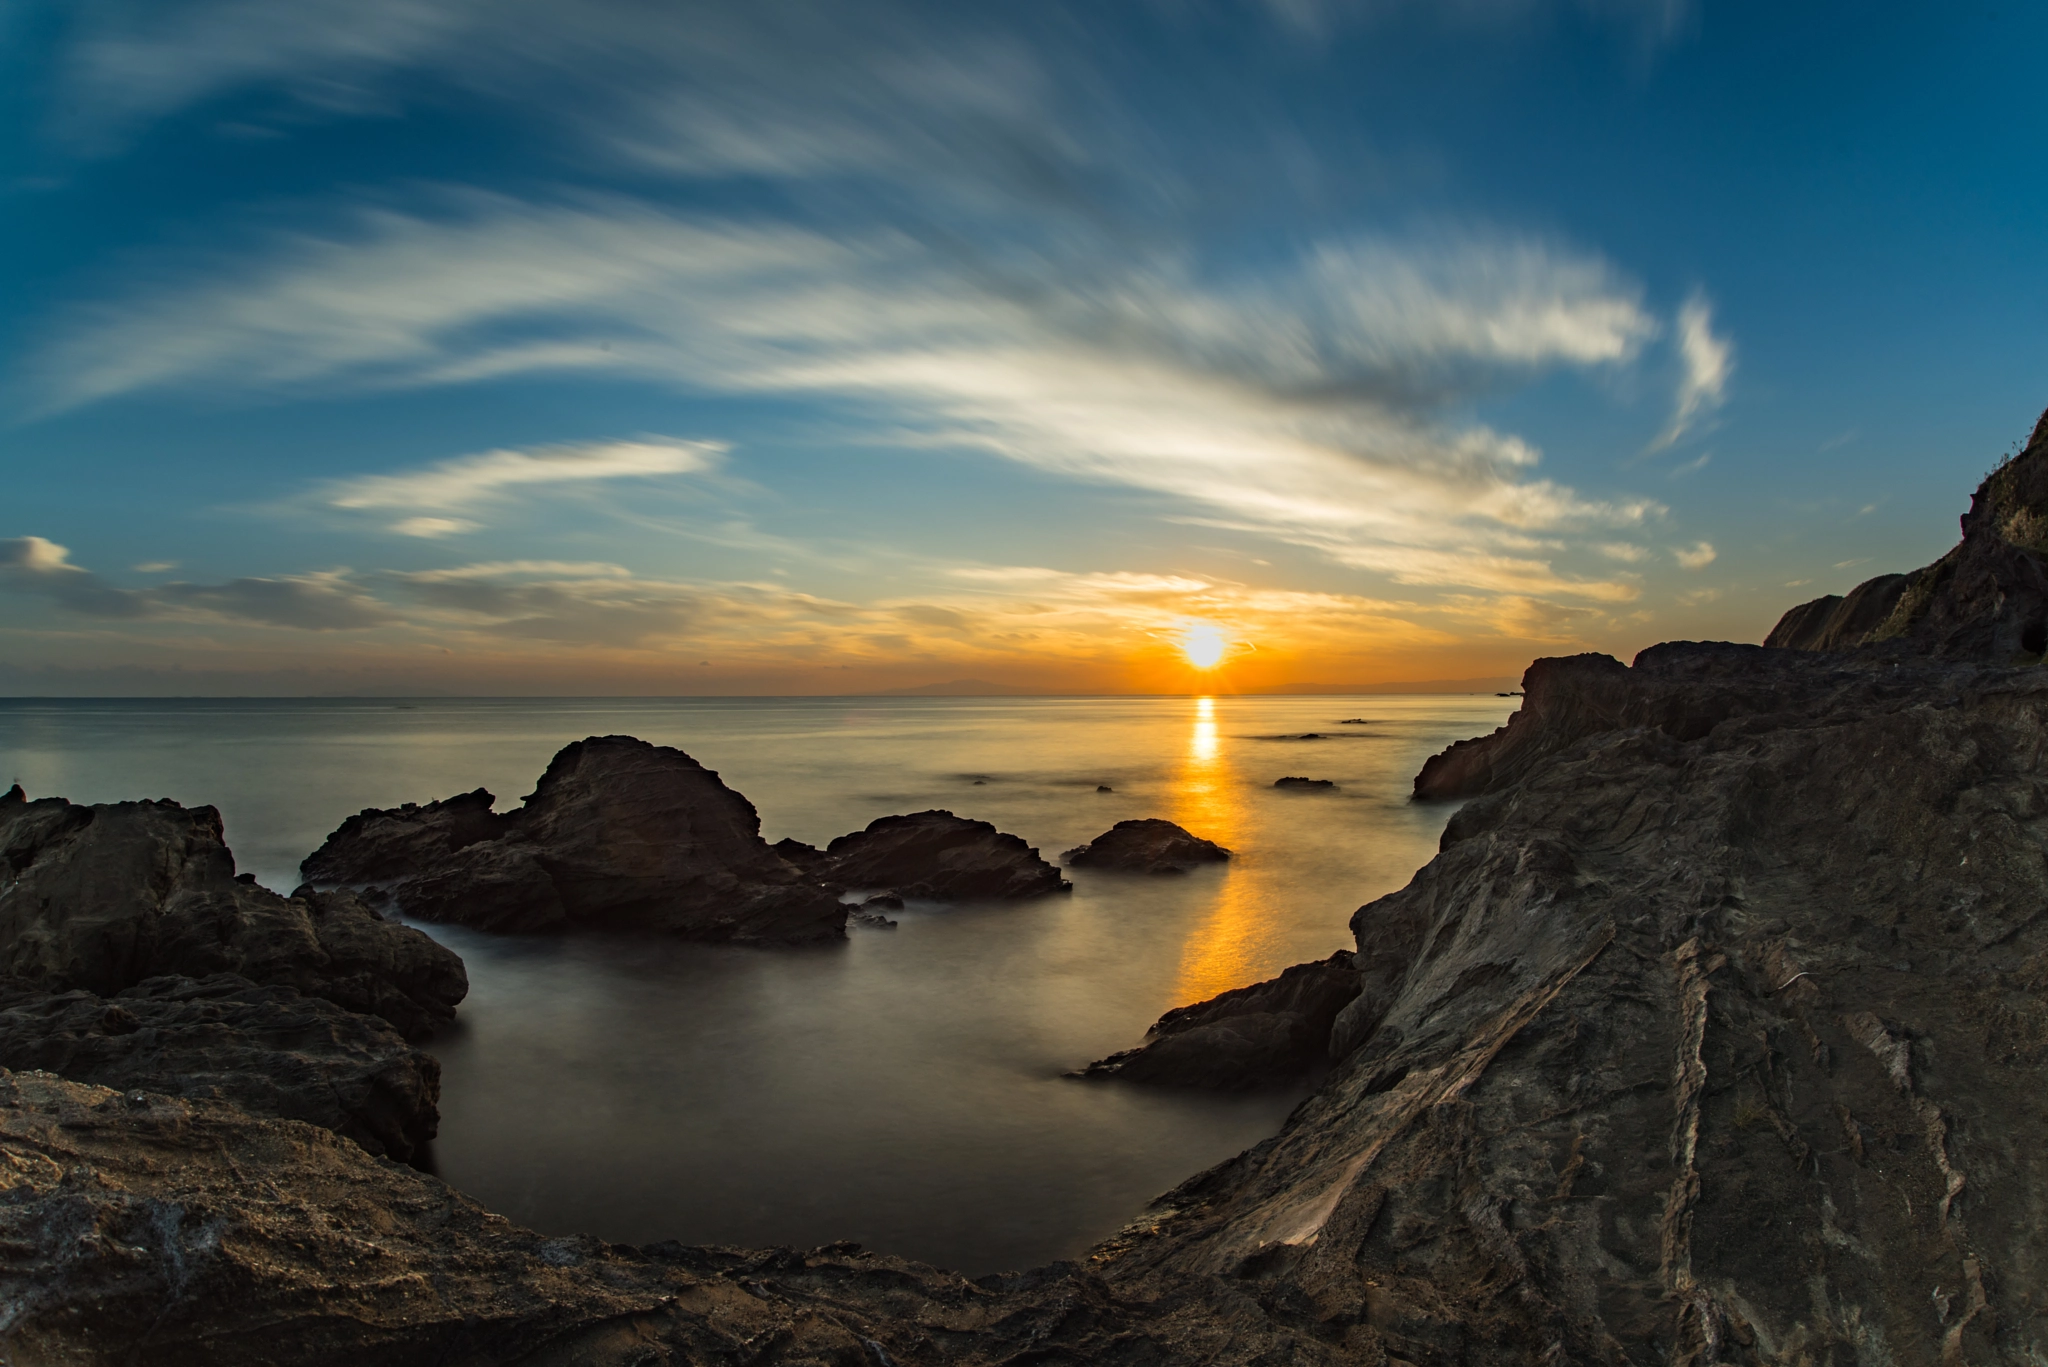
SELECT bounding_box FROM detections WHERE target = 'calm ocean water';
[0,693,1511,1273]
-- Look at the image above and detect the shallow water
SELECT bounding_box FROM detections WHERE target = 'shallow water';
[0,692,1511,1273]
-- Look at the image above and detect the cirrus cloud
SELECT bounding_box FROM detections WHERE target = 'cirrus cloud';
[28,195,1674,602]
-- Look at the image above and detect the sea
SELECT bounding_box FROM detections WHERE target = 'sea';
[0,692,1512,1275]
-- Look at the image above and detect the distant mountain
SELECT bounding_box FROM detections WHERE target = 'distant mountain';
[1251,677,1521,695]
[865,679,1048,696]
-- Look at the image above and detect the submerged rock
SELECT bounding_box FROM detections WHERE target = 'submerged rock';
[782,810,1069,900]
[1273,775,1335,790]
[0,973,439,1160]
[1061,818,1229,874]
[1077,952,1360,1089]
[0,788,465,1039]
[301,736,846,943]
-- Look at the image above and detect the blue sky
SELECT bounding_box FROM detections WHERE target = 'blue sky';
[2,0,2044,694]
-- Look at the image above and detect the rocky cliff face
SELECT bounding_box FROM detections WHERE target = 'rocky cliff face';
[13,420,2048,1364]
[1770,404,2048,658]
[0,787,466,1039]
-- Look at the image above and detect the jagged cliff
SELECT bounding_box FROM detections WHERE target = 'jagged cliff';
[8,413,2048,1364]
[1767,405,2048,658]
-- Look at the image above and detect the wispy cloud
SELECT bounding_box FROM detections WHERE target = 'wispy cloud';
[1673,540,1716,570]
[30,197,1667,599]
[50,0,1697,159]
[1649,292,1732,451]
[1,536,393,628]
[322,437,721,537]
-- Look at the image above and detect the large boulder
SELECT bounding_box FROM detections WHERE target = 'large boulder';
[301,736,847,943]
[782,810,1070,900]
[1077,952,1361,1088]
[0,787,465,1039]
[1062,818,1230,875]
[0,973,439,1160]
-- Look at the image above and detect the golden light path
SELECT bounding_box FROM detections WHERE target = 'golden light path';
[1167,695,1267,1004]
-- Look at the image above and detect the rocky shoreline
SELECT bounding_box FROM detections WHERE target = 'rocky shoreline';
[7,410,2048,1364]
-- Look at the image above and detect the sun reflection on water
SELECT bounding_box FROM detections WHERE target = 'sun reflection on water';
[1168,695,1267,1005]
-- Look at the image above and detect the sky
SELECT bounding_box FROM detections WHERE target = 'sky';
[2,0,2045,696]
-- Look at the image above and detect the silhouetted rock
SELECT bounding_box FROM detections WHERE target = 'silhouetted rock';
[1077,952,1360,1088]
[1273,775,1335,790]
[1061,818,1229,874]
[301,737,846,943]
[1095,784,1114,792]
[0,787,465,1039]
[783,810,1068,900]
[0,973,439,1160]
[1765,572,1909,650]
[1766,404,2048,658]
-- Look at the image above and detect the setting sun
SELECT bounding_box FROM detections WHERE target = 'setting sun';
[1179,622,1228,669]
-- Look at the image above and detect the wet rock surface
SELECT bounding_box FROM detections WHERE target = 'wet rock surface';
[780,810,1069,900]
[0,787,465,1039]
[1077,952,1359,1089]
[1062,818,1230,874]
[301,736,847,943]
[0,974,439,1160]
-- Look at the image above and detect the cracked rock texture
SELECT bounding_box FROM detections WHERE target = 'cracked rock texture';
[0,973,439,1160]
[301,736,847,943]
[0,787,465,1040]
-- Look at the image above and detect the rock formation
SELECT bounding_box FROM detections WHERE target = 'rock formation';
[17,413,2048,1363]
[1274,776,1336,790]
[1767,405,2048,658]
[1062,818,1230,874]
[301,736,847,943]
[1076,952,1359,1088]
[776,810,1069,900]
[1763,571,1908,650]
[0,974,439,1159]
[0,787,466,1039]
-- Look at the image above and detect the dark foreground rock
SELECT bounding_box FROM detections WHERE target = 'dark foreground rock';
[0,974,438,1160]
[778,810,1069,900]
[301,736,846,943]
[1077,952,1359,1088]
[0,787,465,1039]
[1062,818,1229,874]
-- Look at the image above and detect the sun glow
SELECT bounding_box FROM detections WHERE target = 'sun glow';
[1179,622,1228,670]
